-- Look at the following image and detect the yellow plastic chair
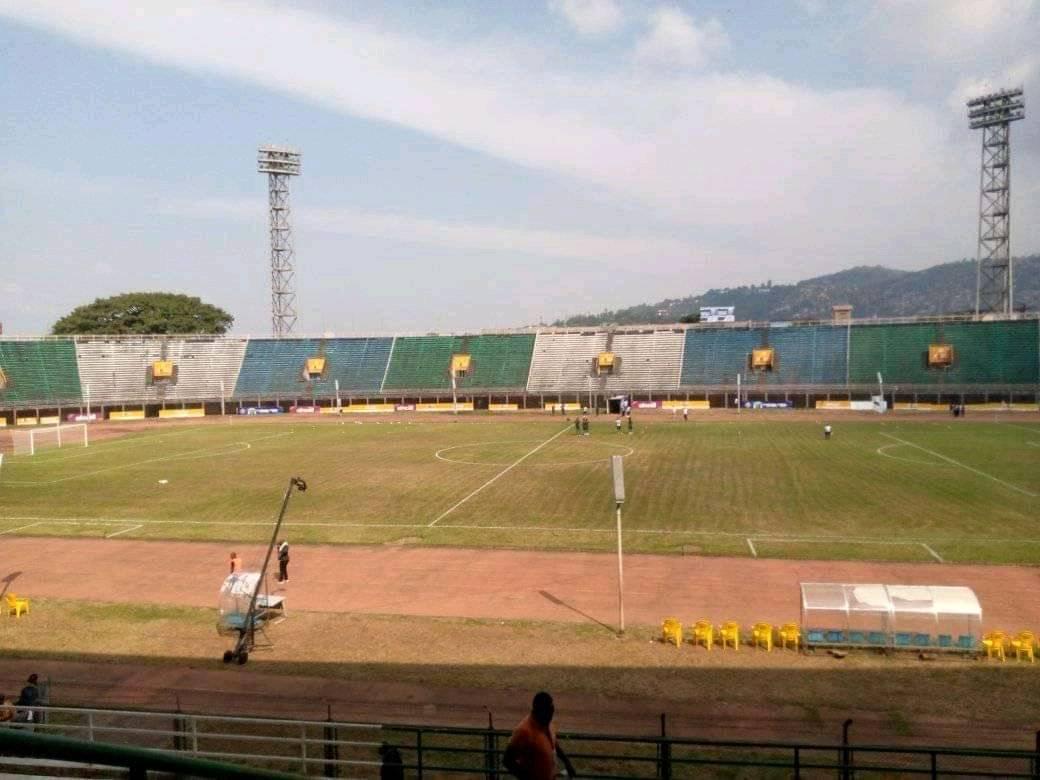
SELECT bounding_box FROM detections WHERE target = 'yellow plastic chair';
[719,621,740,651]
[5,594,29,619]
[1011,631,1035,663]
[779,623,801,652]
[752,622,773,652]
[692,619,714,651]
[982,631,1007,661]
[661,618,683,648]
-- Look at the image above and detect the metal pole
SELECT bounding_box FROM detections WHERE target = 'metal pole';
[220,381,226,418]
[736,374,741,413]
[616,503,625,635]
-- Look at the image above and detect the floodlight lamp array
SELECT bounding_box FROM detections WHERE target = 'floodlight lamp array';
[258,145,301,175]
[966,87,1025,129]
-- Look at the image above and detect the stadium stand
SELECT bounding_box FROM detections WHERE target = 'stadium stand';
[848,320,1040,386]
[679,325,848,386]
[75,338,247,403]
[598,330,684,392]
[0,339,82,407]
[680,328,758,386]
[527,331,609,392]
[233,338,392,398]
[381,334,535,391]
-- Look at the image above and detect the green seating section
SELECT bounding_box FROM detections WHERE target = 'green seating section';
[849,321,1039,385]
[382,334,535,391]
[0,340,82,406]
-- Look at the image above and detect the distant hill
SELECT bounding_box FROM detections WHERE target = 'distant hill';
[554,255,1040,326]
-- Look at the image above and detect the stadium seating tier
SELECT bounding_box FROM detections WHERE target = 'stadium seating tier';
[0,340,82,406]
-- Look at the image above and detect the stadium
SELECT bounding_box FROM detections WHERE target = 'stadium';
[3,3,1040,777]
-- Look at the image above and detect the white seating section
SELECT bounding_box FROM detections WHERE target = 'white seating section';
[598,330,685,393]
[527,332,609,392]
[75,338,248,403]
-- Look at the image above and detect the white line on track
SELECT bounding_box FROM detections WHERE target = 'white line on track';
[879,432,1037,497]
[428,426,572,527]
[746,538,758,558]
[920,542,944,563]
[106,524,142,539]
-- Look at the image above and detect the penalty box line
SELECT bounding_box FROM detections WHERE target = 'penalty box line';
[427,425,572,527]
[880,433,1038,498]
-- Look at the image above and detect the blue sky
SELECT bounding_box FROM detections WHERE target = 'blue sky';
[1,0,1037,335]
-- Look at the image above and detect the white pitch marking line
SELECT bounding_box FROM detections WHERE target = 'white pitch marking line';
[0,521,43,535]
[880,433,1038,497]
[920,542,944,563]
[746,538,758,558]
[106,524,142,539]
[428,426,572,527]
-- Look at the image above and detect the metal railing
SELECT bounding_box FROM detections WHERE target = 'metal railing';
[3,705,1040,778]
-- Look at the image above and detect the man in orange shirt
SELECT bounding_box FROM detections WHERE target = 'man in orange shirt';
[504,691,576,779]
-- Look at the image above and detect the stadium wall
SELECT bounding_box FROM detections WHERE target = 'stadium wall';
[0,316,1037,415]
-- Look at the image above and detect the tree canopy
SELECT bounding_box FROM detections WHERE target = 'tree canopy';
[51,292,234,335]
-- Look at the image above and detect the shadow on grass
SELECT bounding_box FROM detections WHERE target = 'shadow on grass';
[538,589,617,634]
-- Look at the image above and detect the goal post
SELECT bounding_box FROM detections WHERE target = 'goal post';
[10,423,89,456]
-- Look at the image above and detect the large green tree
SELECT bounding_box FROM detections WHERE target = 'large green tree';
[51,292,234,335]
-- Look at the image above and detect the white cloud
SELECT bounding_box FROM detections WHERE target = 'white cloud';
[161,197,701,264]
[633,7,729,69]
[870,0,1037,61]
[549,0,623,36]
[1,0,1036,286]
[93,261,114,275]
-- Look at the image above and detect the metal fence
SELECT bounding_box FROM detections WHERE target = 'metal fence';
[4,705,1040,778]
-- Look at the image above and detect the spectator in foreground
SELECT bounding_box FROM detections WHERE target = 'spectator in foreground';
[378,742,404,780]
[0,693,15,722]
[504,691,576,779]
[14,674,40,723]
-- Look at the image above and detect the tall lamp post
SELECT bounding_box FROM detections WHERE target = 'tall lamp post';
[611,454,626,635]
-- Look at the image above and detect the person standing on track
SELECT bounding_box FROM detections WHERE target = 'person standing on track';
[229,551,242,575]
[277,540,290,583]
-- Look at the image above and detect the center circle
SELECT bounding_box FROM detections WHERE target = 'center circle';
[435,438,635,467]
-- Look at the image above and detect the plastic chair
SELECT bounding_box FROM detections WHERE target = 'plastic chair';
[661,618,683,648]
[752,622,773,652]
[6,594,29,618]
[719,621,740,651]
[982,631,1007,661]
[779,623,801,651]
[692,620,714,651]
[1011,631,1035,663]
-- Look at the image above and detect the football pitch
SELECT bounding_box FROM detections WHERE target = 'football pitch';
[2,416,1038,564]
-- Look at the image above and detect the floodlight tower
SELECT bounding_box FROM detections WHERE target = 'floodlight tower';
[258,145,302,337]
[966,88,1024,315]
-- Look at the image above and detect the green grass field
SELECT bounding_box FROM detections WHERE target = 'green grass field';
[2,415,1038,563]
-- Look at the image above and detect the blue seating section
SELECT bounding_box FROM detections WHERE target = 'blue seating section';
[679,326,847,386]
[233,338,392,398]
